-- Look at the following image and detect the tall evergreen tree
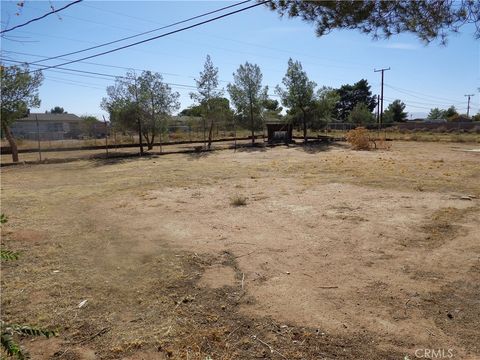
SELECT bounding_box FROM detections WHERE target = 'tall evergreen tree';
[276,58,316,144]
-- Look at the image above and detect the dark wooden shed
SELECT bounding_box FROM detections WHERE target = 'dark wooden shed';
[266,122,293,144]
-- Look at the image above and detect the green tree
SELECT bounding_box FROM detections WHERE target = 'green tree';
[427,107,445,120]
[383,99,408,123]
[138,71,180,149]
[0,64,43,162]
[101,71,143,152]
[179,105,203,117]
[101,71,180,151]
[227,62,268,144]
[50,106,66,114]
[262,98,283,122]
[312,86,340,128]
[444,105,458,119]
[81,115,99,138]
[348,102,375,126]
[264,1,480,44]
[276,58,316,144]
[190,55,223,149]
[335,79,376,121]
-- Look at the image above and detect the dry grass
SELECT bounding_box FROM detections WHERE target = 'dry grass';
[1,141,479,359]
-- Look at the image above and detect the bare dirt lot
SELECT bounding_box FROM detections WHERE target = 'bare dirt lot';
[1,141,479,360]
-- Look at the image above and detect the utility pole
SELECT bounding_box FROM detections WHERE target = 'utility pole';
[464,94,474,117]
[374,67,390,127]
[376,94,380,130]
[35,114,42,162]
[132,72,144,156]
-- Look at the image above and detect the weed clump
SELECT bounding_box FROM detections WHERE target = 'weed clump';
[230,194,247,206]
[346,127,371,150]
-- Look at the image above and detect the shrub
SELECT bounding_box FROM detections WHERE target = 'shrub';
[230,194,247,206]
[345,127,371,150]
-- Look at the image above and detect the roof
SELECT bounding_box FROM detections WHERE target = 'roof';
[264,118,289,125]
[17,113,82,122]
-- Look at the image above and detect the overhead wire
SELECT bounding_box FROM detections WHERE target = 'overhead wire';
[23,1,270,74]
[29,0,252,65]
[1,0,83,34]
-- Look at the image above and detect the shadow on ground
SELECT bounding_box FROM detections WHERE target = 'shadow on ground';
[295,141,347,154]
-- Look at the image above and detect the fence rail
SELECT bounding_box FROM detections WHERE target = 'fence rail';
[0,135,264,154]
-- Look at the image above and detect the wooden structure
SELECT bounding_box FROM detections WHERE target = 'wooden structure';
[266,122,293,144]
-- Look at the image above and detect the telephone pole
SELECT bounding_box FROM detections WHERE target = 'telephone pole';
[464,94,474,117]
[374,67,390,127]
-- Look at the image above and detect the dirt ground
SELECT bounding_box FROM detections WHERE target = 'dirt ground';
[1,141,479,360]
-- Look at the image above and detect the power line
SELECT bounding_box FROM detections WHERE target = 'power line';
[384,83,461,104]
[2,50,193,80]
[1,0,83,35]
[29,0,252,65]
[79,2,369,69]
[25,1,269,74]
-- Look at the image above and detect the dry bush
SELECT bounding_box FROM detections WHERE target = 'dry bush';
[345,127,371,150]
[230,194,247,206]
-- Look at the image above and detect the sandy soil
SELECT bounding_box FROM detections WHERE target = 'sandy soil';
[1,141,479,359]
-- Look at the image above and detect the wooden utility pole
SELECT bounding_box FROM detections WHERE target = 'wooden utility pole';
[133,73,144,156]
[464,94,474,117]
[374,67,390,127]
[35,114,42,161]
[376,94,380,130]
[102,115,109,158]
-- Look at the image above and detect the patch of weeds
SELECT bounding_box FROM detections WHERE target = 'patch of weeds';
[230,194,247,207]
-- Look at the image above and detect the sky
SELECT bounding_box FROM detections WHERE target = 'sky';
[1,0,479,120]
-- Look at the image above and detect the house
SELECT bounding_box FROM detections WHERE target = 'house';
[10,113,104,140]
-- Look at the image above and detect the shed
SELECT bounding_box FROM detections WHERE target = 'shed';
[266,121,293,144]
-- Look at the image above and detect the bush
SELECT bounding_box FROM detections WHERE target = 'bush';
[230,194,247,206]
[345,127,371,150]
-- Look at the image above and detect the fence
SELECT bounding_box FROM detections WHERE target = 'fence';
[0,124,268,165]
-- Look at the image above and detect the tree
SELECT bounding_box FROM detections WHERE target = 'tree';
[264,1,480,45]
[312,86,340,128]
[263,98,283,122]
[227,62,268,144]
[427,107,445,120]
[444,105,458,119]
[101,71,180,151]
[348,102,375,125]
[179,105,203,117]
[138,71,180,149]
[101,71,143,152]
[383,99,408,123]
[0,64,43,163]
[276,58,316,143]
[50,106,66,114]
[81,115,99,138]
[190,55,223,149]
[335,79,376,122]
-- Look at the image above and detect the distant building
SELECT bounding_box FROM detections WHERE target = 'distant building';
[10,113,105,140]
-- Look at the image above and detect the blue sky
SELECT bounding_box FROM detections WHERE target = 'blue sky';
[1,0,479,119]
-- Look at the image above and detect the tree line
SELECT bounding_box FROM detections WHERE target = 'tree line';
[1,58,477,162]
[101,55,412,146]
